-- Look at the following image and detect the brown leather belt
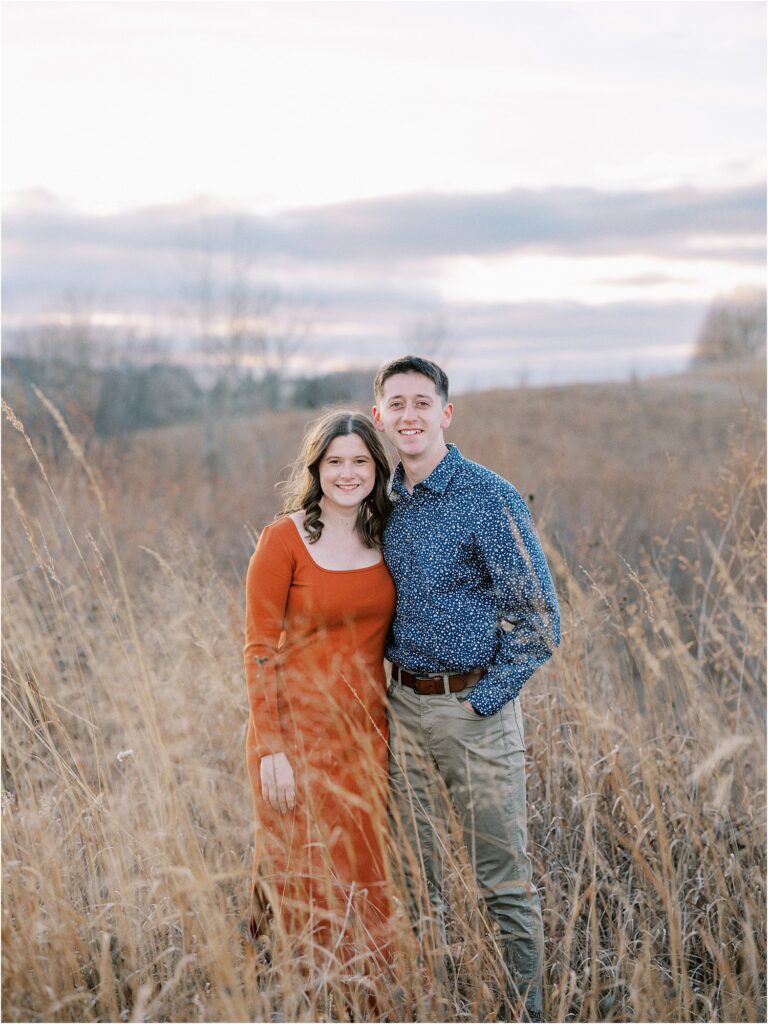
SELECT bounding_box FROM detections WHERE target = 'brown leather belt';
[391,664,484,695]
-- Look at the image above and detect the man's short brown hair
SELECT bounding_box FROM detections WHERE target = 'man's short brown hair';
[373,355,450,405]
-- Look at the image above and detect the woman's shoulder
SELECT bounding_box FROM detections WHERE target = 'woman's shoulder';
[251,515,300,559]
[265,513,300,535]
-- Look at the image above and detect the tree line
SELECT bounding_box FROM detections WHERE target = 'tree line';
[1,352,376,444]
[3,285,763,447]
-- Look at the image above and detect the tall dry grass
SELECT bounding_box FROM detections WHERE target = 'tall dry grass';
[1,367,765,1022]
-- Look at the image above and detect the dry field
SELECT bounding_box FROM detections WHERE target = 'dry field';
[2,360,765,1022]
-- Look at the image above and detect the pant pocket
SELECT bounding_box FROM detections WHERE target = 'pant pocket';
[453,685,476,703]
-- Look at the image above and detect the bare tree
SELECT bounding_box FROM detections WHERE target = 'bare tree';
[181,218,312,492]
[13,292,96,368]
[3,293,119,461]
[692,286,767,365]
[184,218,310,405]
[402,310,452,364]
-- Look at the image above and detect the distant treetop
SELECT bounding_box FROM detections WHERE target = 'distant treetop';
[692,286,767,366]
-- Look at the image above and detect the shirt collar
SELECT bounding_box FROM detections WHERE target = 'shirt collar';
[391,443,463,497]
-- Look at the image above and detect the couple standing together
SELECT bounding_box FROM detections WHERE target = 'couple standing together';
[243,355,560,1021]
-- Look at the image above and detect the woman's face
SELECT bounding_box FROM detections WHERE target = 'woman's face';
[318,433,377,511]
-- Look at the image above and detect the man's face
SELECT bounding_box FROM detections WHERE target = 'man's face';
[372,372,453,458]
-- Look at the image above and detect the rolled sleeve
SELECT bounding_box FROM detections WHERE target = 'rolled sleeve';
[468,485,560,716]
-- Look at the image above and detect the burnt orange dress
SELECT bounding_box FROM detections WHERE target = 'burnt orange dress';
[243,516,396,954]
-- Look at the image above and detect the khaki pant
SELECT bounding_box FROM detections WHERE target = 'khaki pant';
[388,678,544,1018]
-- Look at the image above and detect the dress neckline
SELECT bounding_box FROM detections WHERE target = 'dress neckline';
[285,516,384,573]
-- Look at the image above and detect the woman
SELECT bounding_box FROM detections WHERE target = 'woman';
[243,410,395,959]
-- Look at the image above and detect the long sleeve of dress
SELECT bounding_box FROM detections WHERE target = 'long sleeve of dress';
[244,523,295,757]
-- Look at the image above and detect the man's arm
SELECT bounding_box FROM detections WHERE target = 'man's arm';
[466,483,560,716]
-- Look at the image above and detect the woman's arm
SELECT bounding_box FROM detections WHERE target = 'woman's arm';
[244,523,296,811]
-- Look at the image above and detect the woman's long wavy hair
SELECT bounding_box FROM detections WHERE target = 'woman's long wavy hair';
[279,411,392,547]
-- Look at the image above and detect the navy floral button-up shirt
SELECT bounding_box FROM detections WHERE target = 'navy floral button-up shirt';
[383,444,560,716]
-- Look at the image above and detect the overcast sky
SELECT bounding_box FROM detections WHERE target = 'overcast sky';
[3,1,765,388]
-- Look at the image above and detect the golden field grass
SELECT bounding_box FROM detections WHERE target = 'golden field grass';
[1,360,765,1022]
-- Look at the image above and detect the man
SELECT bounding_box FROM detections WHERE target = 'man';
[372,355,560,1022]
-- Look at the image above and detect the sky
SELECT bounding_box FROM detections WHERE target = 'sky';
[2,0,766,390]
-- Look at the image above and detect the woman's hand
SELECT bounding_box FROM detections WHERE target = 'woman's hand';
[260,752,296,814]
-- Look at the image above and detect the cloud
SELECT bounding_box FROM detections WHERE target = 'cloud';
[4,182,764,293]
[0,185,756,389]
[280,184,766,262]
[299,297,707,388]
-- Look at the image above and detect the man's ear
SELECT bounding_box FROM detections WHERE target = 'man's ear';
[372,406,385,432]
[441,402,454,429]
